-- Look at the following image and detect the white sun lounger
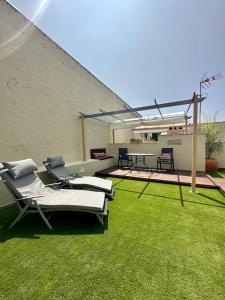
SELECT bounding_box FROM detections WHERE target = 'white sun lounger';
[43,156,115,199]
[0,159,108,230]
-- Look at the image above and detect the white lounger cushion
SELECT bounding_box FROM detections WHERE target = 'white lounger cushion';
[47,156,65,169]
[37,189,105,212]
[69,176,112,192]
[44,157,113,193]
[48,166,72,180]
[3,159,38,179]
[1,159,108,230]
[1,164,105,212]
[2,170,50,198]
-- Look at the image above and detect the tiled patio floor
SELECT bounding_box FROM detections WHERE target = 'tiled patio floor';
[96,166,225,193]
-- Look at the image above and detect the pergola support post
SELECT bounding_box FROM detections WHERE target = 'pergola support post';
[112,129,115,144]
[81,117,87,161]
[191,93,198,193]
[185,117,188,134]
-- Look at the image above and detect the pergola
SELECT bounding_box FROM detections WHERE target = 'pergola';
[115,111,191,135]
[80,93,206,193]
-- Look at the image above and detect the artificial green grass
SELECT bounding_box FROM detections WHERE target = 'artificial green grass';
[207,168,225,179]
[0,179,225,300]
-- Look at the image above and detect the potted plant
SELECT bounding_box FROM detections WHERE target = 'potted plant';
[201,114,225,170]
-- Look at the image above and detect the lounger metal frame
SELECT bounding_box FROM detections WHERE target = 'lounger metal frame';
[43,161,115,199]
[0,169,108,230]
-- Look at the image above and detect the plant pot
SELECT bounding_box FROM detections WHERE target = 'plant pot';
[205,158,218,171]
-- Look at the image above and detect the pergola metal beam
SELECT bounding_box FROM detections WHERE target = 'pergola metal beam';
[185,103,192,115]
[111,114,191,129]
[133,123,189,132]
[154,99,164,119]
[81,97,206,119]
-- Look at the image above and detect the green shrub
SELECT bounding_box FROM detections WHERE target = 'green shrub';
[201,114,225,159]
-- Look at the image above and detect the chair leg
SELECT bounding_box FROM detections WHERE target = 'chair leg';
[35,202,53,230]
[9,201,30,229]
[96,214,104,225]
[68,181,73,189]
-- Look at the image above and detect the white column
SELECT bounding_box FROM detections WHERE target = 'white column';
[81,117,87,161]
[191,93,198,193]
[112,129,115,144]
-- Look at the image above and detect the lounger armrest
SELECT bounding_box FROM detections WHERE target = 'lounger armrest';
[70,173,84,178]
[0,168,8,175]
[45,182,61,187]
[0,169,9,183]
[70,173,77,178]
[59,176,74,180]
[16,195,44,201]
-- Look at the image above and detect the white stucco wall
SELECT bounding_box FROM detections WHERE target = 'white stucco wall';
[0,1,135,163]
[108,134,206,172]
[0,1,135,205]
[114,128,134,143]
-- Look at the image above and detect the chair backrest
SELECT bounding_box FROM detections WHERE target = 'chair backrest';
[118,148,129,159]
[0,159,50,200]
[161,148,173,156]
[43,156,71,180]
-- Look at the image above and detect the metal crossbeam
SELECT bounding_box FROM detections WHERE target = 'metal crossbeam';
[154,99,164,119]
[185,103,192,115]
[81,96,206,119]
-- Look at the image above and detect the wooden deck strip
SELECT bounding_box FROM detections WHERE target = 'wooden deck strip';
[96,166,223,189]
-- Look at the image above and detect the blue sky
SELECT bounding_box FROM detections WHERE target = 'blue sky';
[8,0,225,119]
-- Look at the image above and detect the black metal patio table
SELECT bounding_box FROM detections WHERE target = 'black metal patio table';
[127,153,155,170]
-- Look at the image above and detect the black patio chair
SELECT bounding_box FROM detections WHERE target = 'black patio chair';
[157,148,175,171]
[118,148,132,167]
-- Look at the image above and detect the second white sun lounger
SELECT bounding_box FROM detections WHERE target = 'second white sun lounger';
[43,156,115,199]
[0,159,108,230]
